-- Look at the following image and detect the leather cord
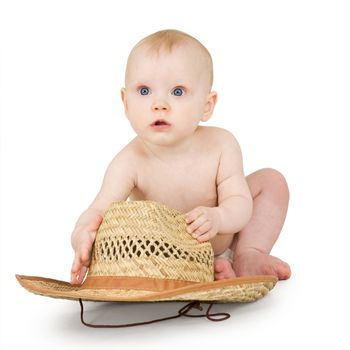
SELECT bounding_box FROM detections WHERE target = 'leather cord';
[79,299,230,328]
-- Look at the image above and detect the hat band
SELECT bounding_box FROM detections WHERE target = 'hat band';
[81,275,198,292]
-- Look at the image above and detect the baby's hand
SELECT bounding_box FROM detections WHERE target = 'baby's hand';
[185,206,221,242]
[70,214,103,285]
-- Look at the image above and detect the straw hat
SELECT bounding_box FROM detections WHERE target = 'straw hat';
[16,201,277,303]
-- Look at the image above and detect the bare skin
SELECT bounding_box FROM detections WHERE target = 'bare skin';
[70,41,291,284]
[71,128,290,283]
[215,168,291,280]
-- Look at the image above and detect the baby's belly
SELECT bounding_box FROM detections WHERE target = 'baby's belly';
[129,185,218,214]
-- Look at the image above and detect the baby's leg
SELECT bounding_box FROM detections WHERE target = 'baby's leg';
[232,168,291,280]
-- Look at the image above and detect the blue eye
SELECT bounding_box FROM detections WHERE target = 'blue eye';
[139,87,150,95]
[172,87,185,96]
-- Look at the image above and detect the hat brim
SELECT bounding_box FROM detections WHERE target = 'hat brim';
[16,274,277,303]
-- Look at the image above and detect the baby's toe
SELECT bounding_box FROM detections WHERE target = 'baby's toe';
[276,261,291,280]
[214,258,236,280]
[214,258,227,273]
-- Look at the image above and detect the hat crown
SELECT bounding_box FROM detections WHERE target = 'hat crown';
[88,201,214,283]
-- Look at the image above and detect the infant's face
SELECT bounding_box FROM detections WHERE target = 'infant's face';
[121,45,215,147]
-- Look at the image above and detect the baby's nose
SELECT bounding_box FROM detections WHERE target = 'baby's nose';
[152,100,170,112]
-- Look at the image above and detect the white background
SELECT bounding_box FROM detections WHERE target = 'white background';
[1,0,350,349]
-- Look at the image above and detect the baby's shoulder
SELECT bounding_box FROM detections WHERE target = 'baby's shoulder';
[198,126,239,148]
[108,137,142,166]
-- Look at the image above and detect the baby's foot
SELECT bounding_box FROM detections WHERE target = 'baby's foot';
[233,249,291,280]
[214,257,236,280]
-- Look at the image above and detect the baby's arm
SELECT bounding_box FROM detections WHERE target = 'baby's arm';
[214,131,253,234]
[70,147,137,284]
[186,130,252,240]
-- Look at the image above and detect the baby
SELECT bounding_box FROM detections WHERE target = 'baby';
[70,29,291,285]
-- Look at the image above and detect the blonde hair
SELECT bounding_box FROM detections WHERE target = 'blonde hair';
[125,29,213,89]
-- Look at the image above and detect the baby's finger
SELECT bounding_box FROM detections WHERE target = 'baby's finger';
[71,264,88,285]
[71,271,82,285]
[71,254,81,273]
[79,249,90,266]
[71,255,82,283]
[195,226,216,242]
[185,207,204,224]
[71,270,80,285]
[71,253,88,284]
[196,232,211,242]
[186,214,207,234]
[192,221,212,239]
[77,266,88,284]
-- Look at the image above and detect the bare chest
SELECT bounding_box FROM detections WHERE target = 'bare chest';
[130,156,219,213]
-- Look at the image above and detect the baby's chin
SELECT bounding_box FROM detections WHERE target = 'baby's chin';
[144,136,178,147]
[140,132,194,149]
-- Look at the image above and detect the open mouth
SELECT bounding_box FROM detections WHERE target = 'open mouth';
[151,119,171,126]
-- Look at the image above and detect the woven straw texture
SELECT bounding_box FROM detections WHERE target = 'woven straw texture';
[16,200,278,302]
[89,200,214,283]
[16,275,276,302]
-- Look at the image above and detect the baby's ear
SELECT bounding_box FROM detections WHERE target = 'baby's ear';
[201,91,218,122]
[121,88,128,113]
